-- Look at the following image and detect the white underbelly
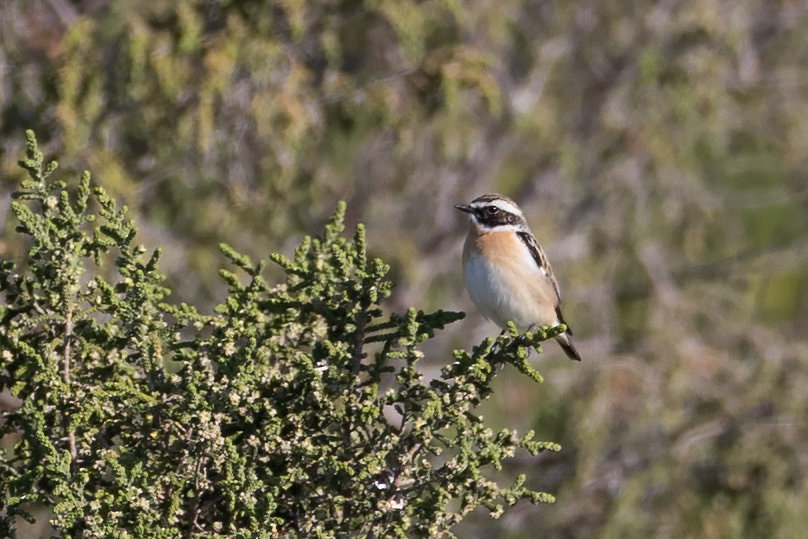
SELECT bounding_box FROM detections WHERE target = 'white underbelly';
[463,253,553,330]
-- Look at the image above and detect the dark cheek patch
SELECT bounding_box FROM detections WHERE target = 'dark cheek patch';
[494,213,517,227]
[476,211,517,228]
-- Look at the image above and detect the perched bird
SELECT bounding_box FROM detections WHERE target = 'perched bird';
[456,194,581,361]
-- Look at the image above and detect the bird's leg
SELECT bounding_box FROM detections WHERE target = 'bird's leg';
[517,324,538,356]
[490,329,507,354]
[513,324,535,347]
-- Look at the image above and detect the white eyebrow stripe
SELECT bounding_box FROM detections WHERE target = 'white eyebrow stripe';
[471,199,523,217]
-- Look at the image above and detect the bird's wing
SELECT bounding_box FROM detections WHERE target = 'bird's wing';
[516,231,574,336]
[516,231,562,302]
[554,304,573,336]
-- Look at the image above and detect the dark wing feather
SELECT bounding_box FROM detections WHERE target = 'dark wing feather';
[516,231,580,360]
[517,231,573,336]
[516,231,562,301]
[555,305,573,336]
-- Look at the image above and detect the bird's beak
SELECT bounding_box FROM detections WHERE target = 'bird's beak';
[455,204,474,214]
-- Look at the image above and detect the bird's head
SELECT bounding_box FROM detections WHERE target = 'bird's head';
[455,194,527,233]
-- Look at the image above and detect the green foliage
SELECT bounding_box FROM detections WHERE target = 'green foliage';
[0,0,501,293]
[0,132,560,538]
[6,1,808,537]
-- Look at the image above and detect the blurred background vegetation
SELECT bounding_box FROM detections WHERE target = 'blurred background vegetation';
[2,0,808,537]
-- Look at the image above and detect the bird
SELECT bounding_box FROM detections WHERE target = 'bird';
[455,193,581,361]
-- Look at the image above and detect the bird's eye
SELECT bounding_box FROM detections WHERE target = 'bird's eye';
[486,206,499,215]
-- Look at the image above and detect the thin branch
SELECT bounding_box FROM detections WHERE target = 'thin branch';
[351,311,367,374]
[185,455,204,539]
[63,307,77,461]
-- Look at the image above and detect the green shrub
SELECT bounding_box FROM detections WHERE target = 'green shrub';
[1,131,561,538]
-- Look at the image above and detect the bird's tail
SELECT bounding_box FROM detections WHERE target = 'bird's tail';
[555,332,582,361]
